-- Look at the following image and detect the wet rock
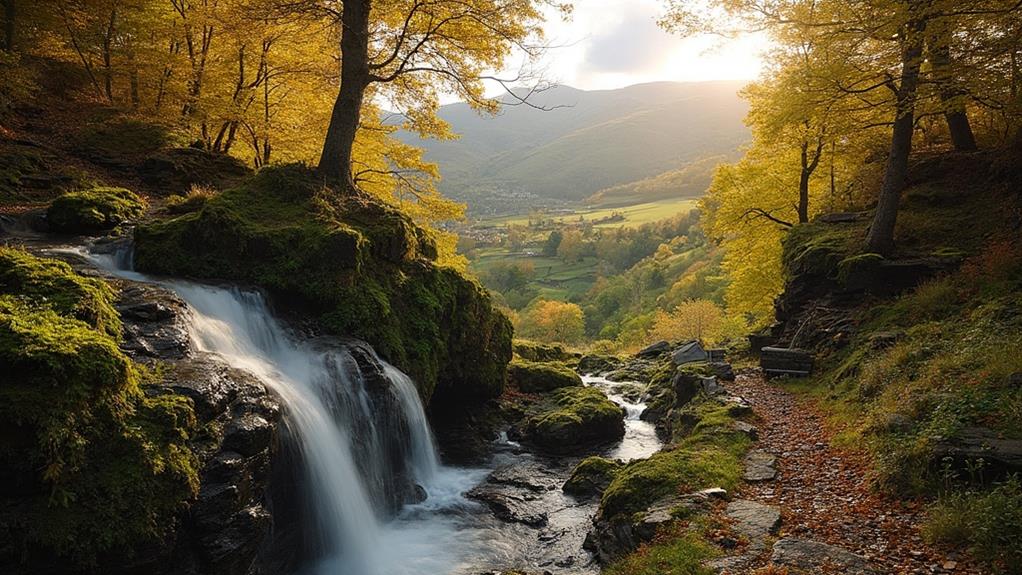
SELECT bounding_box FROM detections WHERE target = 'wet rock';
[771,538,873,574]
[115,282,190,360]
[725,500,780,551]
[743,450,778,482]
[223,412,274,457]
[563,457,621,498]
[578,354,621,375]
[467,485,548,527]
[673,370,702,406]
[489,462,560,492]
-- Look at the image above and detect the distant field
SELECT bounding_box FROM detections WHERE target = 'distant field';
[480,197,701,229]
[469,248,600,300]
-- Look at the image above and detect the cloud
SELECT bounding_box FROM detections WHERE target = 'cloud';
[580,7,676,75]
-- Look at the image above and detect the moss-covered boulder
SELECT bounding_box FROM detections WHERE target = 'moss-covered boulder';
[133,165,512,404]
[522,387,625,453]
[513,339,577,363]
[46,186,146,234]
[508,358,583,392]
[0,249,198,566]
[564,456,622,497]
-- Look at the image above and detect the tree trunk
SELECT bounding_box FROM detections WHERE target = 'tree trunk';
[318,0,372,187]
[102,6,117,103]
[797,136,823,224]
[127,47,140,109]
[929,24,977,151]
[3,0,14,51]
[866,19,926,255]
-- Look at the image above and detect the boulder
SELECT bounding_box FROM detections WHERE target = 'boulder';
[467,485,548,527]
[672,340,707,365]
[637,340,670,358]
[520,387,625,453]
[934,426,1022,476]
[563,456,622,498]
[507,359,582,393]
[577,354,621,375]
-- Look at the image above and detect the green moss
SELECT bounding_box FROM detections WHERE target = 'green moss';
[0,247,121,338]
[513,339,576,362]
[837,252,884,286]
[47,187,147,234]
[134,164,512,403]
[564,456,622,496]
[600,400,750,519]
[782,220,866,279]
[508,358,582,392]
[523,386,624,452]
[0,253,198,565]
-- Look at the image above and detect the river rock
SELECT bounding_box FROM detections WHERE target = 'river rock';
[116,282,190,360]
[771,538,873,574]
[467,485,548,527]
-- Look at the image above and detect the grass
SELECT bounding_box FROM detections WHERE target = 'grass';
[924,476,1022,573]
[469,248,601,301]
[604,528,719,575]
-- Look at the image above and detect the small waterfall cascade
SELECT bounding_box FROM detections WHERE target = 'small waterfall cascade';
[86,246,450,574]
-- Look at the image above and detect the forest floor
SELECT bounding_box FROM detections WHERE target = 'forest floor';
[724,371,984,575]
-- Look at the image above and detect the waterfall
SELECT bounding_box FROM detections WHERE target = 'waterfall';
[85,246,455,575]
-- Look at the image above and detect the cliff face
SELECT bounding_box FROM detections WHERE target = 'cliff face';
[133,164,513,408]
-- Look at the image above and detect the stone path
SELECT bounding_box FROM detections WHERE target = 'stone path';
[712,371,984,574]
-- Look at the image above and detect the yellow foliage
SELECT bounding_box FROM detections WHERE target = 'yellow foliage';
[515,299,586,345]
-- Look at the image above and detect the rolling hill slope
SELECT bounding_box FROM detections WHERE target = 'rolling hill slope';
[395,81,750,214]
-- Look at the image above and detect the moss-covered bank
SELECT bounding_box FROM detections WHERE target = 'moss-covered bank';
[47,186,146,234]
[134,165,512,404]
[0,248,198,566]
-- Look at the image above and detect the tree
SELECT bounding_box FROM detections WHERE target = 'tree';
[516,299,585,344]
[557,228,584,262]
[307,0,558,187]
[647,299,737,346]
[543,229,563,256]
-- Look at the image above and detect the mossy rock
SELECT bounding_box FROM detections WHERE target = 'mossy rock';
[513,339,576,363]
[508,358,582,392]
[599,400,751,519]
[134,164,512,405]
[46,186,146,234]
[0,246,121,337]
[0,250,198,565]
[564,456,622,497]
[522,387,625,453]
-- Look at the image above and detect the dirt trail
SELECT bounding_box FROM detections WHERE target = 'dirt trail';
[726,371,983,575]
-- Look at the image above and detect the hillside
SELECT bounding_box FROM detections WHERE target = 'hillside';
[395,81,750,214]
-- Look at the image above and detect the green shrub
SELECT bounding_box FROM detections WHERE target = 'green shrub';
[0,251,198,565]
[47,186,146,234]
[924,477,1022,573]
[508,358,582,392]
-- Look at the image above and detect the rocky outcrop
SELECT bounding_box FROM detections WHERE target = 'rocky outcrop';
[516,387,625,454]
[507,359,583,392]
[134,165,512,408]
[113,275,284,575]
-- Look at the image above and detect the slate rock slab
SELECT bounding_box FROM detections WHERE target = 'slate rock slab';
[771,538,874,574]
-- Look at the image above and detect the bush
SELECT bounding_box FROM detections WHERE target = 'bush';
[0,251,198,565]
[507,358,582,392]
[47,187,146,234]
[164,185,217,215]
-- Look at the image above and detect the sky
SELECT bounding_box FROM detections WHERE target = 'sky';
[494,0,770,94]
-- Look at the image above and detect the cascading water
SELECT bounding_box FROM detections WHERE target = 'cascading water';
[83,246,487,575]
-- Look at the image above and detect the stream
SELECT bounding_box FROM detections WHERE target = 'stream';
[58,244,663,575]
